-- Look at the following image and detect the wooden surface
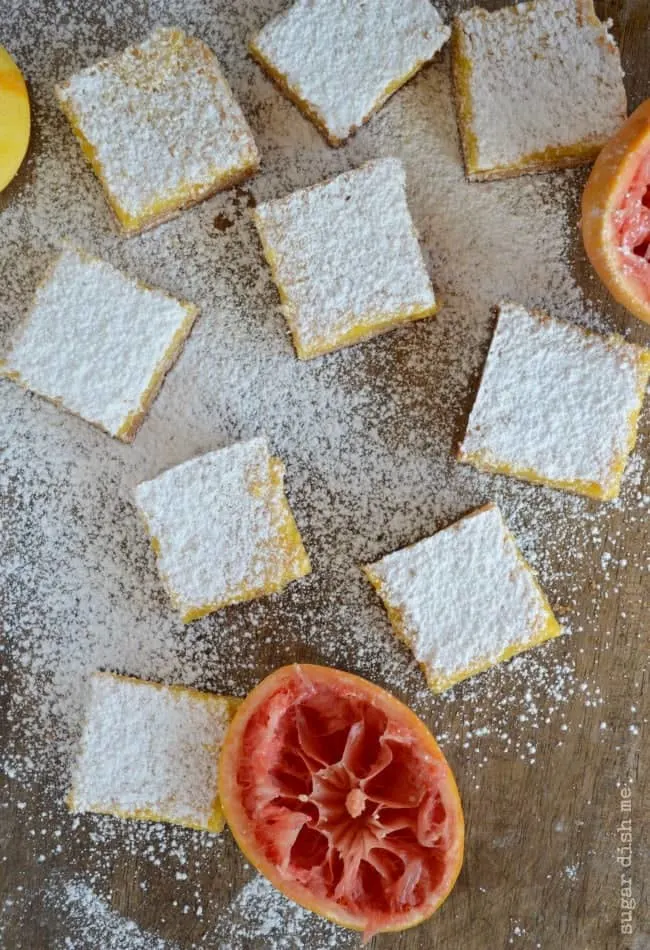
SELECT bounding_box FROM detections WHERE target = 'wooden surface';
[0,2,648,949]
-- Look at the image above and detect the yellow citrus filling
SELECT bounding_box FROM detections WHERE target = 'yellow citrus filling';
[452,21,606,181]
[147,457,310,623]
[294,302,440,360]
[461,350,650,502]
[255,212,438,359]
[0,46,30,192]
[364,540,561,695]
[115,303,198,441]
[250,43,434,147]
[249,44,337,144]
[67,677,240,832]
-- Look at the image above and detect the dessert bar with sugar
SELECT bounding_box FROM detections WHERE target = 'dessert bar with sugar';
[0,247,198,442]
[68,672,239,832]
[458,302,650,500]
[364,504,561,693]
[56,27,259,233]
[135,437,311,622]
[253,158,437,359]
[452,0,627,181]
[250,0,450,146]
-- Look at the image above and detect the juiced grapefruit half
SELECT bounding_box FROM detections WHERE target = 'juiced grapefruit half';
[219,664,463,941]
[582,99,650,325]
[0,46,30,192]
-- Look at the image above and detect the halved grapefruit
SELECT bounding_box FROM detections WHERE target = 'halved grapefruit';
[0,46,30,192]
[582,99,650,325]
[219,664,463,941]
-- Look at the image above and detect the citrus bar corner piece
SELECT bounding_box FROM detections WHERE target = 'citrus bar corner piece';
[0,247,198,442]
[55,28,259,234]
[452,0,627,181]
[364,504,561,694]
[458,303,650,500]
[249,0,450,146]
[67,672,239,832]
[135,437,311,622]
[253,158,437,359]
[219,664,464,940]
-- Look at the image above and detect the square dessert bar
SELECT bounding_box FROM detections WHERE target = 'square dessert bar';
[458,303,650,501]
[135,437,311,622]
[364,504,561,694]
[452,0,627,181]
[56,28,259,234]
[253,158,438,359]
[250,0,450,146]
[0,247,198,442]
[68,672,239,832]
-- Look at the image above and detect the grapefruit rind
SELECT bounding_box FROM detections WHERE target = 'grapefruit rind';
[68,672,240,833]
[0,46,30,192]
[582,99,650,326]
[364,505,561,695]
[219,664,463,940]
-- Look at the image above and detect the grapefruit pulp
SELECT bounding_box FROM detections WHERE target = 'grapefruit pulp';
[582,99,650,325]
[0,46,30,192]
[219,664,463,940]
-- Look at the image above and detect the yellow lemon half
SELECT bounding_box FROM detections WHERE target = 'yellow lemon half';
[0,46,30,192]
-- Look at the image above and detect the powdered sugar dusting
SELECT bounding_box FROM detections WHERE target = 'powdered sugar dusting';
[1,0,648,946]
[70,673,232,830]
[251,0,450,144]
[45,879,181,950]
[455,0,627,177]
[459,302,650,497]
[219,875,342,949]
[365,504,559,689]
[1,247,197,439]
[253,158,436,357]
[135,437,309,619]
[57,27,259,227]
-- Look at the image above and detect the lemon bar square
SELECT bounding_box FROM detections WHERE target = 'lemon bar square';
[458,303,650,501]
[452,0,627,181]
[67,672,239,832]
[253,159,437,359]
[250,0,450,147]
[56,28,260,234]
[364,504,561,694]
[0,247,198,442]
[135,438,311,622]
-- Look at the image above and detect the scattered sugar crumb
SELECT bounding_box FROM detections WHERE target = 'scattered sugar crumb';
[217,875,345,950]
[564,864,579,881]
[47,878,179,949]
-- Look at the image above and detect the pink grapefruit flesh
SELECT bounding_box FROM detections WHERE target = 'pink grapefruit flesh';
[219,664,464,941]
[612,147,650,296]
[582,99,650,324]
